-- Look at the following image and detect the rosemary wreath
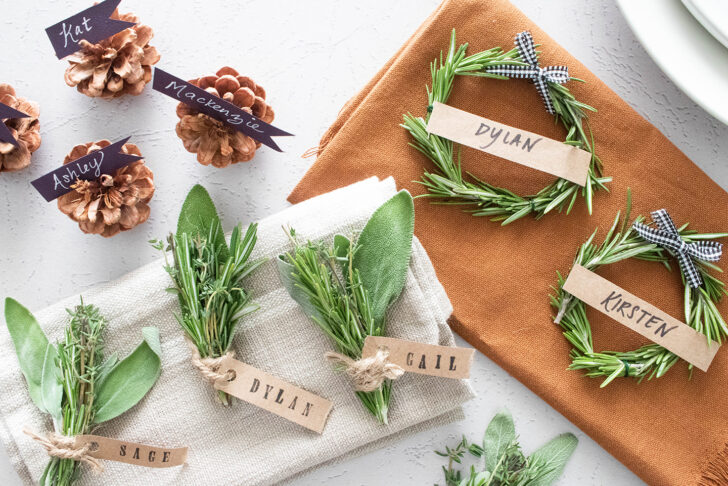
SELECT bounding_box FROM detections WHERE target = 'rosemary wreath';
[402,30,611,225]
[551,198,728,387]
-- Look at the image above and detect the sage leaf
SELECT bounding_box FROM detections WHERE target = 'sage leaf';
[93,327,162,424]
[276,258,325,324]
[177,184,228,260]
[4,298,62,417]
[40,342,63,422]
[524,432,578,486]
[353,190,414,326]
[483,410,516,473]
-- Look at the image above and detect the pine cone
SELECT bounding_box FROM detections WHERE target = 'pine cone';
[0,84,40,173]
[57,140,154,237]
[175,67,275,168]
[64,8,160,99]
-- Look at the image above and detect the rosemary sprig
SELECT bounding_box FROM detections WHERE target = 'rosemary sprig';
[551,201,728,387]
[154,222,264,405]
[43,301,107,486]
[401,29,610,224]
[280,229,393,423]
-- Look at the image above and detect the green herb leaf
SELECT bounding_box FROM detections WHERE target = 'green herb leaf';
[4,298,62,418]
[483,410,516,473]
[93,327,162,423]
[353,190,415,326]
[523,433,578,486]
[276,257,326,324]
[176,184,228,260]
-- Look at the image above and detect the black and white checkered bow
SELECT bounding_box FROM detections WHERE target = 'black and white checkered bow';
[485,31,570,115]
[633,209,723,288]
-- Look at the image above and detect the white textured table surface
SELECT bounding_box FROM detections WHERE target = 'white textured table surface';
[2,1,727,485]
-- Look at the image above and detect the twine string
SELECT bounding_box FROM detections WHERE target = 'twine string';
[23,428,103,472]
[186,339,236,383]
[325,347,405,393]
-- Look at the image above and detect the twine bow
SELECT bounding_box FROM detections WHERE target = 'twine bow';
[325,347,405,393]
[23,428,103,472]
[186,339,236,383]
[485,31,570,114]
[633,209,723,288]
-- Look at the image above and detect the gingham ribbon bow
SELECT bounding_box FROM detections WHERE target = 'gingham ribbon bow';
[632,209,723,288]
[485,31,570,114]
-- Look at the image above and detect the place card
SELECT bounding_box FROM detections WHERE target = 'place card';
[152,68,293,152]
[213,357,333,434]
[562,264,720,371]
[74,435,187,468]
[426,102,591,186]
[361,336,475,379]
[31,137,142,202]
[45,0,135,59]
[0,101,29,146]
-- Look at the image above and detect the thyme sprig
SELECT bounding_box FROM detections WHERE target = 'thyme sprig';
[551,198,728,387]
[402,29,610,225]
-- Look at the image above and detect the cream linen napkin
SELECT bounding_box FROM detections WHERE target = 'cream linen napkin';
[0,177,475,485]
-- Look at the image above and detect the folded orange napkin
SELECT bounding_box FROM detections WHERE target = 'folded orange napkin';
[288,1,728,484]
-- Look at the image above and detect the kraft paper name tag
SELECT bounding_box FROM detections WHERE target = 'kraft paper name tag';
[74,435,187,468]
[562,264,720,371]
[213,357,332,434]
[362,336,475,379]
[45,0,135,59]
[426,102,591,186]
[30,137,142,202]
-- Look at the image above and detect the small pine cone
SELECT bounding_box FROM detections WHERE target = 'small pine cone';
[57,140,154,237]
[64,9,160,99]
[0,84,41,173]
[175,67,275,168]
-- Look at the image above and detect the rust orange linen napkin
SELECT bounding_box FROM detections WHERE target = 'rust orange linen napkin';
[288,1,728,485]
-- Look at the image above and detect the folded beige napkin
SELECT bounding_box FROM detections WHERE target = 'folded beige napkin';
[0,177,474,485]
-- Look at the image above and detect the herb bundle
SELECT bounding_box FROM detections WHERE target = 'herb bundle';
[402,30,610,224]
[4,298,162,486]
[153,185,264,405]
[277,191,415,424]
[436,411,577,486]
[551,196,728,386]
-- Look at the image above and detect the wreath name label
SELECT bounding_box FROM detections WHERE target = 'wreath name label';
[563,263,720,371]
[427,102,591,186]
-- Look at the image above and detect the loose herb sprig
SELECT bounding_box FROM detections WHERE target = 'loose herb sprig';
[279,229,392,423]
[436,410,577,486]
[551,197,728,386]
[4,298,161,486]
[402,29,610,224]
[152,185,265,405]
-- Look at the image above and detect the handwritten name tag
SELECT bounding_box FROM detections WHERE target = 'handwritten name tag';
[213,357,332,433]
[426,102,591,186]
[562,264,720,371]
[362,336,475,379]
[74,435,187,468]
[31,137,142,202]
[45,0,135,59]
[152,68,293,152]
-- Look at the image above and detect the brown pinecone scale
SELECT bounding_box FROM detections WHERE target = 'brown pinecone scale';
[57,140,154,237]
[64,9,160,99]
[175,67,275,168]
[0,84,41,173]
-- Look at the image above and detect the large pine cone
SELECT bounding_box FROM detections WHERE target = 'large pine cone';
[64,9,160,99]
[57,141,154,237]
[175,67,275,168]
[0,84,40,173]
